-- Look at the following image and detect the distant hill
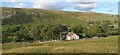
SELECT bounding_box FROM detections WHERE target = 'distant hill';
[2,7,118,25]
[1,7,118,31]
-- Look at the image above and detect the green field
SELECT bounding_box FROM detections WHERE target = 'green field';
[2,36,118,53]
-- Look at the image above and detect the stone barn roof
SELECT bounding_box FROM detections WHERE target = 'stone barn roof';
[66,32,75,37]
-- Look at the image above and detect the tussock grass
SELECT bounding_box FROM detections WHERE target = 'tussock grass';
[2,36,118,53]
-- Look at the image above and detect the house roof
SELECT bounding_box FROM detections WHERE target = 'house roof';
[66,32,75,36]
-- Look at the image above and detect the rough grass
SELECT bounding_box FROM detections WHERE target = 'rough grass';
[2,36,118,53]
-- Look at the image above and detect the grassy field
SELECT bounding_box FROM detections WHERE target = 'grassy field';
[2,36,118,53]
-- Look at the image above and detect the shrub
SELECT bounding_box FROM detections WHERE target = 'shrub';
[2,36,18,43]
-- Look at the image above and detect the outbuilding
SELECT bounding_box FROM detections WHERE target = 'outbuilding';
[65,32,79,40]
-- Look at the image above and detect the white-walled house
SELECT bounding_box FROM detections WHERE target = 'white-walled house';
[65,32,79,40]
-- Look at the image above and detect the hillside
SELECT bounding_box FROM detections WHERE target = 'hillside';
[2,7,118,25]
[1,7,118,43]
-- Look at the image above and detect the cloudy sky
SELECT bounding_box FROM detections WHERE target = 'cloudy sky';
[0,0,119,14]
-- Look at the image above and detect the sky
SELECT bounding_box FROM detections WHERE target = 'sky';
[0,0,119,15]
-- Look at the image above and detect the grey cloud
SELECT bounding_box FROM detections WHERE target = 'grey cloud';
[73,3,97,11]
[33,0,97,11]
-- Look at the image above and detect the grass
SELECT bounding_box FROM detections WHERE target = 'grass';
[2,36,118,53]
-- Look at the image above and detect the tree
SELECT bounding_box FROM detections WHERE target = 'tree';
[84,25,98,38]
[16,27,31,42]
[72,25,89,38]
[41,25,53,41]
[41,24,68,40]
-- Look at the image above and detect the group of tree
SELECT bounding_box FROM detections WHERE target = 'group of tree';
[2,24,68,43]
[2,21,118,43]
[72,21,118,38]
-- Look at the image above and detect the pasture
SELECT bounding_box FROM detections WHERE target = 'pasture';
[2,36,118,53]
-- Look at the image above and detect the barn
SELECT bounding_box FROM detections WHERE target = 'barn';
[65,32,79,40]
